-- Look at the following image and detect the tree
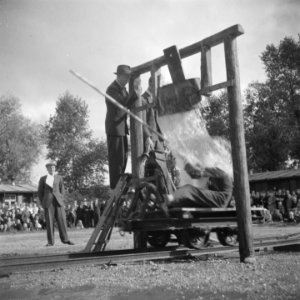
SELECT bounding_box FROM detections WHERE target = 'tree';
[45,91,108,193]
[244,82,292,171]
[200,91,230,140]
[0,95,43,182]
[244,35,300,171]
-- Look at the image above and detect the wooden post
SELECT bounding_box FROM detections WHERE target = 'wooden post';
[224,36,254,262]
[129,75,147,249]
[200,45,212,96]
[129,75,143,179]
[151,65,161,98]
[163,46,185,83]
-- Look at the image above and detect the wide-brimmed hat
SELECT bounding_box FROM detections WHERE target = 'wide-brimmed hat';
[45,161,57,167]
[114,65,131,75]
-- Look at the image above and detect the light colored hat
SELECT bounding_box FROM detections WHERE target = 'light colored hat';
[45,161,57,167]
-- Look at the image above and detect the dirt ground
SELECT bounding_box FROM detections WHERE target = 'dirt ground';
[0,224,300,300]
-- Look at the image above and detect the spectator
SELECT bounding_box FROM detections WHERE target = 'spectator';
[76,219,84,229]
[15,219,22,231]
[93,199,101,226]
[252,191,262,207]
[82,200,90,228]
[32,202,39,218]
[6,216,14,232]
[33,216,42,230]
[286,190,298,222]
[38,161,74,246]
[66,204,76,228]
[21,206,31,225]
[75,203,84,227]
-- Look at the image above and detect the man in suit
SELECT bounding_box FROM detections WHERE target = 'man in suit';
[105,65,138,190]
[38,161,74,246]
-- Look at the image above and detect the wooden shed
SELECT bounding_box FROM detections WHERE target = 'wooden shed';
[0,183,38,207]
[249,169,300,192]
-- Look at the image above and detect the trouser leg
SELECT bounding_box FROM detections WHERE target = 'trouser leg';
[44,204,55,244]
[170,185,225,208]
[53,199,69,243]
[107,135,128,189]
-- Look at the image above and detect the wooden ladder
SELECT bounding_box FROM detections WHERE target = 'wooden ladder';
[84,174,130,252]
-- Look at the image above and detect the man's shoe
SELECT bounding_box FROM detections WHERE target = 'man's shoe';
[63,241,74,245]
[45,243,54,247]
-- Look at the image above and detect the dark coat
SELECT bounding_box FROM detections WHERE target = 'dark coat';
[38,174,65,209]
[141,90,163,148]
[105,80,137,136]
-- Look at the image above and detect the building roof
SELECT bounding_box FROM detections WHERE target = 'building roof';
[0,183,38,193]
[249,169,300,182]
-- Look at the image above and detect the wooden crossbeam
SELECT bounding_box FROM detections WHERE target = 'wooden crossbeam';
[131,24,244,75]
[198,80,234,95]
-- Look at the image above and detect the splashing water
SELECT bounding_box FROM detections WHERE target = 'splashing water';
[158,106,233,186]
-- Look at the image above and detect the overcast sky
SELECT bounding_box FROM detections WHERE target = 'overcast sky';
[1,0,299,181]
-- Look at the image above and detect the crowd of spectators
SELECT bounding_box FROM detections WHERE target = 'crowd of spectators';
[250,188,300,223]
[0,199,106,233]
[1,187,299,232]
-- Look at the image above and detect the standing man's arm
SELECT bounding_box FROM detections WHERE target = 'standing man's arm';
[59,176,65,198]
[37,177,44,205]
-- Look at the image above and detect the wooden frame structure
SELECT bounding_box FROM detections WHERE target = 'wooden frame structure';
[129,24,253,262]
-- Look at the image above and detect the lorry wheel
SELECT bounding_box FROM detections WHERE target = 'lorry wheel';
[147,231,170,248]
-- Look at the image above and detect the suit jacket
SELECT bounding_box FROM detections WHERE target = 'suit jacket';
[38,174,65,209]
[105,80,137,136]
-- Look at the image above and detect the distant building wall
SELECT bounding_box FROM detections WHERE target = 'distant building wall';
[249,175,300,192]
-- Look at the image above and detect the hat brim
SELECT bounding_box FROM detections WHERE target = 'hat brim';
[45,163,56,167]
[114,72,131,75]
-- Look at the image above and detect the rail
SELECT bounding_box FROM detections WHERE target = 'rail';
[1,233,299,276]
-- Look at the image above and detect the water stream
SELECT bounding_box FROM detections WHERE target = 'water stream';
[158,105,233,186]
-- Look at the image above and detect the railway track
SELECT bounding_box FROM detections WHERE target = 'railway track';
[1,233,299,276]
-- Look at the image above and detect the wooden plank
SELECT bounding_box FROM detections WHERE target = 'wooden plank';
[198,80,234,95]
[129,77,143,179]
[201,45,212,97]
[151,65,161,99]
[163,45,185,83]
[224,36,254,263]
[130,74,147,250]
[131,24,244,75]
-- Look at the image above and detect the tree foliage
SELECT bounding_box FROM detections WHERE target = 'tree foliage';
[200,91,230,140]
[244,35,300,171]
[0,95,43,182]
[244,82,292,171]
[45,91,108,194]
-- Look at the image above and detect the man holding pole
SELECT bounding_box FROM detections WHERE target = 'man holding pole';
[105,65,139,190]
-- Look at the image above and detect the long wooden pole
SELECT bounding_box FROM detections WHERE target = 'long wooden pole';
[129,76,147,249]
[224,37,254,263]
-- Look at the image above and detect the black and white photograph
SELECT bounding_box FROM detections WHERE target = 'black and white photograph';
[0,0,299,299]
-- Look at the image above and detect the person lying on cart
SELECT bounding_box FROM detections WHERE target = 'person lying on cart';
[164,160,233,209]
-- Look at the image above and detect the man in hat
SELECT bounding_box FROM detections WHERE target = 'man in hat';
[105,65,139,190]
[38,161,74,246]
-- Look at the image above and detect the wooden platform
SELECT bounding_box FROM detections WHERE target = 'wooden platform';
[120,207,265,232]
